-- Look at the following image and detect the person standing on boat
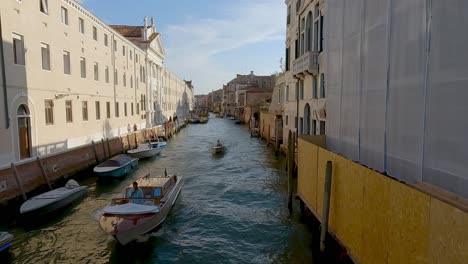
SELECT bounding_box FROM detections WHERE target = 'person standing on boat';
[127,182,144,204]
[217,139,222,146]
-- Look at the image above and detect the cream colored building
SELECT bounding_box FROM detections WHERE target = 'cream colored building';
[283,0,327,144]
[0,0,193,166]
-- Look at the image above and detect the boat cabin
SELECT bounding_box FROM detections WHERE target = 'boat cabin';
[111,175,177,206]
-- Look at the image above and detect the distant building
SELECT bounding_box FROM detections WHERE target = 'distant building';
[0,0,193,166]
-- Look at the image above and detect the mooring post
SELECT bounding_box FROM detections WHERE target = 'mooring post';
[36,157,52,190]
[134,133,138,148]
[11,163,27,201]
[287,130,294,214]
[101,138,107,159]
[268,125,271,146]
[320,160,333,252]
[120,138,125,154]
[91,140,99,164]
[126,134,131,149]
[106,138,111,158]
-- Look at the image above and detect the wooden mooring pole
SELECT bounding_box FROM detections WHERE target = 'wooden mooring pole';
[106,138,111,158]
[91,140,99,164]
[101,138,107,159]
[11,163,27,201]
[36,157,52,190]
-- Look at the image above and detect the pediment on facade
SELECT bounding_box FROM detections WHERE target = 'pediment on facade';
[149,33,166,58]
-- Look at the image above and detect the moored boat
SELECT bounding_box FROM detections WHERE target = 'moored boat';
[215,114,224,118]
[99,173,182,245]
[20,180,88,216]
[211,145,225,155]
[0,232,13,252]
[127,143,162,159]
[200,117,208,123]
[94,154,138,178]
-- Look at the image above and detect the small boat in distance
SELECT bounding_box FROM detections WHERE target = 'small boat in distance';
[0,232,13,252]
[215,114,224,118]
[229,116,235,120]
[20,179,88,216]
[200,117,208,123]
[99,171,183,245]
[211,141,225,155]
[94,154,138,178]
[127,143,162,159]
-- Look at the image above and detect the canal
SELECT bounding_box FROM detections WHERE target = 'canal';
[6,116,314,263]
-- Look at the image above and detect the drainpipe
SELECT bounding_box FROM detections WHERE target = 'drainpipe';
[0,14,10,128]
[320,160,333,252]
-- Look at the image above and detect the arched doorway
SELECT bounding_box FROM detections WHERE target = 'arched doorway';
[304,103,311,135]
[17,104,31,159]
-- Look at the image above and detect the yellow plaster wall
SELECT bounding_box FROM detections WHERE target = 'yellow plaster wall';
[298,140,468,264]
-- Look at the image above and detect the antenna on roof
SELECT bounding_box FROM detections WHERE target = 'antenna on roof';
[164,168,167,176]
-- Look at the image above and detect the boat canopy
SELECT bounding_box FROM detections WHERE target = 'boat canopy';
[97,155,134,167]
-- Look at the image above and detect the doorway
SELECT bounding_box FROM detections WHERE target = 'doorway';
[17,104,32,159]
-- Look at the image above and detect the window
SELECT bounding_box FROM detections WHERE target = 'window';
[285,47,289,72]
[106,102,111,118]
[122,45,125,56]
[314,5,319,52]
[312,119,317,135]
[123,73,126,87]
[40,0,48,15]
[312,76,318,98]
[295,82,299,100]
[61,7,68,25]
[135,54,138,62]
[41,43,50,70]
[63,51,70,74]
[93,26,98,41]
[286,85,289,102]
[13,33,25,65]
[319,15,324,52]
[95,101,100,120]
[65,100,73,123]
[124,103,127,116]
[278,88,281,103]
[104,34,108,47]
[113,40,117,52]
[299,80,304,100]
[130,50,132,60]
[115,102,119,117]
[320,73,325,98]
[44,99,53,125]
[130,76,133,88]
[114,70,118,85]
[131,103,134,115]
[82,101,88,121]
[80,57,86,78]
[136,103,140,115]
[105,66,109,83]
[286,115,288,126]
[287,5,291,25]
[78,18,85,34]
[93,62,99,81]
[319,121,326,135]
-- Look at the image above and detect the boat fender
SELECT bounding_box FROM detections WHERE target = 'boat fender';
[65,179,80,189]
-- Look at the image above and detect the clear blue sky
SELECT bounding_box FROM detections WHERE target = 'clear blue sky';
[78,0,286,95]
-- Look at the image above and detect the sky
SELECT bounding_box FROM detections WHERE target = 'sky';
[78,0,286,95]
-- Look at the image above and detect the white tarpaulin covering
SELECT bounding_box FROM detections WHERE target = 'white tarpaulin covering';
[326,0,468,198]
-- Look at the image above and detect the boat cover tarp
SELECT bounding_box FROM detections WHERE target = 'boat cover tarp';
[97,154,134,168]
[103,203,160,215]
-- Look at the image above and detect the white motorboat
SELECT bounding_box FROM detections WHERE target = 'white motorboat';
[127,142,162,159]
[99,173,182,245]
[20,180,88,216]
[0,232,13,252]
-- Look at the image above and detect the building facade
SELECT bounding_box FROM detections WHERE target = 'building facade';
[0,0,193,166]
[283,0,327,144]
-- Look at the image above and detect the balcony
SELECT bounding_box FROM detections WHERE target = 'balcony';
[292,51,319,78]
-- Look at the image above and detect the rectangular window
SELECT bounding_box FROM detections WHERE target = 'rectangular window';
[135,54,138,62]
[44,99,53,125]
[299,80,304,100]
[130,50,132,60]
[285,47,289,72]
[115,102,119,117]
[312,119,317,135]
[131,103,134,115]
[124,102,127,116]
[286,115,288,126]
[82,101,88,121]
[65,100,73,123]
[286,85,289,102]
[106,102,111,118]
[94,62,99,81]
[319,15,324,53]
[41,43,50,70]
[287,5,291,25]
[63,51,70,75]
[320,73,325,98]
[122,45,125,56]
[295,82,299,100]
[13,33,25,65]
[113,40,117,52]
[312,76,318,98]
[61,6,68,25]
[114,70,118,85]
[105,66,109,83]
[319,121,326,135]
[130,76,133,88]
[136,103,140,115]
[123,73,126,87]
[93,26,98,41]
[78,18,84,34]
[104,34,108,47]
[40,0,48,15]
[95,101,100,120]
[80,57,86,78]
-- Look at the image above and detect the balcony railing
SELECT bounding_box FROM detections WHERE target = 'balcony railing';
[292,51,319,78]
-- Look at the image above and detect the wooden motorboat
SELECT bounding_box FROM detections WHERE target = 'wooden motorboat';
[200,117,208,123]
[211,145,225,155]
[127,143,162,159]
[147,137,167,148]
[215,114,224,118]
[99,173,183,245]
[229,116,235,120]
[94,154,138,178]
[20,180,88,216]
[0,232,13,252]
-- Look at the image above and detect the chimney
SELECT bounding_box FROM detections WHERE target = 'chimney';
[151,16,154,27]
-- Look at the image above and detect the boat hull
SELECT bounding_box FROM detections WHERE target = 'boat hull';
[20,187,88,217]
[94,159,138,177]
[100,178,183,245]
[127,148,161,159]
[0,232,13,252]
[211,146,225,154]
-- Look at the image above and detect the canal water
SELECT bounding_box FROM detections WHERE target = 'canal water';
[6,116,314,264]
